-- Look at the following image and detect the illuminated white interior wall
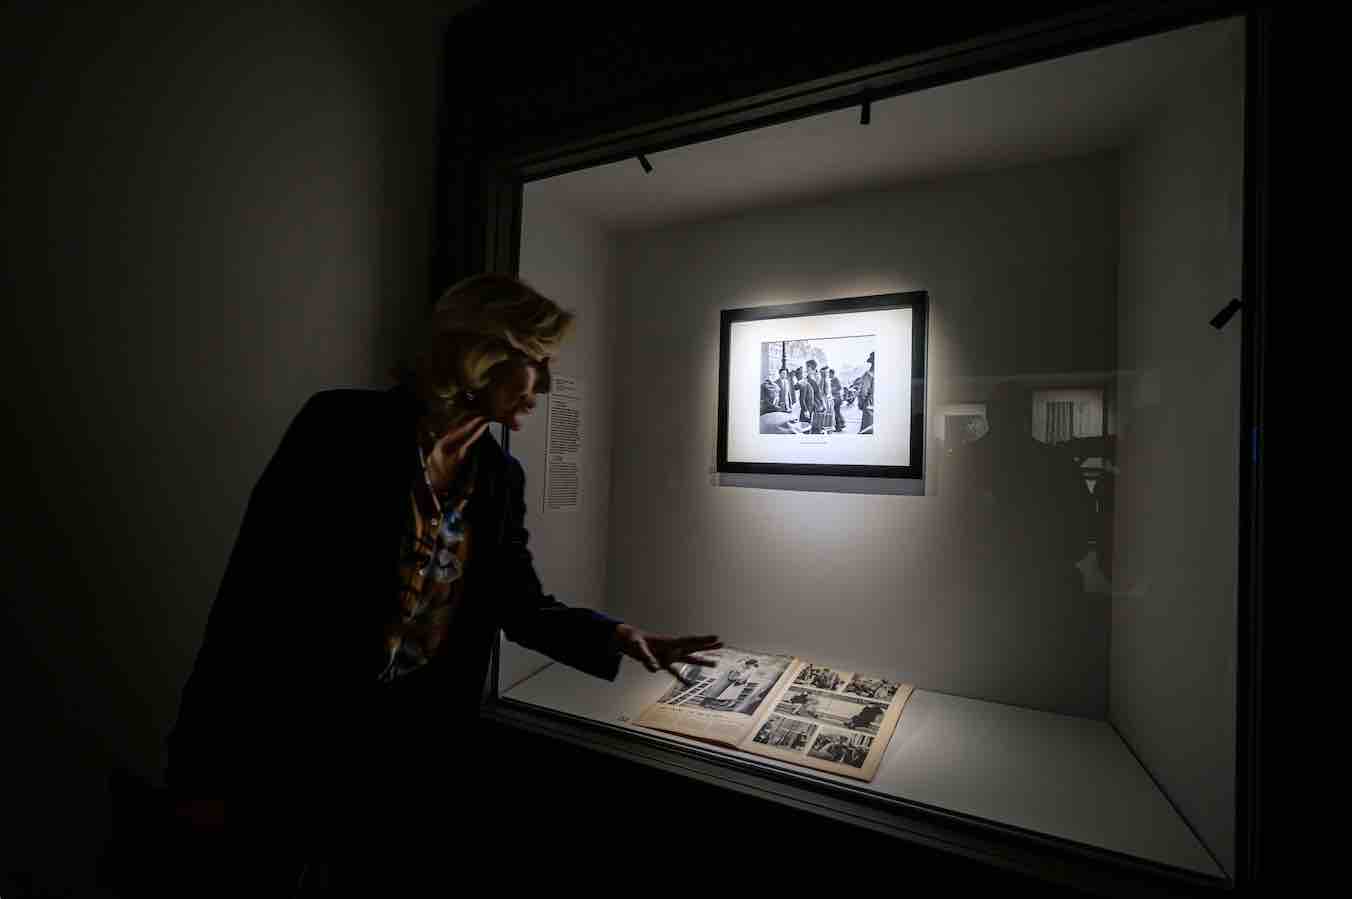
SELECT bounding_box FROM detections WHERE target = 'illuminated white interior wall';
[505,193,620,690]
[608,150,1120,719]
[1112,25,1245,875]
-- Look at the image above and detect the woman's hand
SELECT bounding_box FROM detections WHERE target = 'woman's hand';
[613,625,722,686]
[439,414,490,463]
[426,414,490,488]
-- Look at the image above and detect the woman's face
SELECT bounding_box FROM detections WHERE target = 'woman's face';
[483,356,544,431]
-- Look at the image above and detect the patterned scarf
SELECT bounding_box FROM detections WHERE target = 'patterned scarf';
[377,435,479,683]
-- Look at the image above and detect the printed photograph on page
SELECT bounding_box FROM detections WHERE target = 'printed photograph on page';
[740,660,915,781]
[635,647,795,746]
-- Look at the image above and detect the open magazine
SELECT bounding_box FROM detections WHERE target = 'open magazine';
[634,646,914,782]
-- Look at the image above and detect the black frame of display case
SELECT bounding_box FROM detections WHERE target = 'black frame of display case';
[439,1,1270,895]
[716,291,929,479]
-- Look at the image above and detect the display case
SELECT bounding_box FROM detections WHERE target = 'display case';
[440,4,1269,896]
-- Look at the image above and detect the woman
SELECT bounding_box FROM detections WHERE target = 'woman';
[800,362,821,431]
[164,273,722,889]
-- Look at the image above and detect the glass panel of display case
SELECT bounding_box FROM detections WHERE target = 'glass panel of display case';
[504,13,1246,882]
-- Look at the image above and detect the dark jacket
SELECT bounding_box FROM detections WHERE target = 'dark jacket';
[164,384,623,847]
[799,374,820,414]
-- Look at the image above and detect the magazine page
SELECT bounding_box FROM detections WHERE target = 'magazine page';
[738,660,915,782]
[634,647,796,747]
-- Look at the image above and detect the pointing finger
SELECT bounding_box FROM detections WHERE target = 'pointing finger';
[639,641,661,673]
[446,414,488,442]
[674,635,722,649]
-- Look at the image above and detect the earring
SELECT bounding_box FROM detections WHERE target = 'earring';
[463,390,476,402]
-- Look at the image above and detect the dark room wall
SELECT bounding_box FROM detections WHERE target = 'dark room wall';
[1,2,478,892]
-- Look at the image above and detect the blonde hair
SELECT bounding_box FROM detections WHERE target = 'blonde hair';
[390,273,575,432]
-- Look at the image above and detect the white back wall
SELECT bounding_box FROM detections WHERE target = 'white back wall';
[607,150,1120,719]
[504,194,619,690]
[1112,29,1245,876]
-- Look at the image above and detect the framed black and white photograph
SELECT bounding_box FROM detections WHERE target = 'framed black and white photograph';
[717,291,927,478]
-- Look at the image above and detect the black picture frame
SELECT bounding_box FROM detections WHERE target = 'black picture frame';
[717,291,928,480]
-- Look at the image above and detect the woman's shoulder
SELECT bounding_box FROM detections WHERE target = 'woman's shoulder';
[281,388,419,459]
[298,386,419,424]
[297,386,389,415]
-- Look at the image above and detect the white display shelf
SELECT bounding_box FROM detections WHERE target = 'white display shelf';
[500,659,1224,879]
